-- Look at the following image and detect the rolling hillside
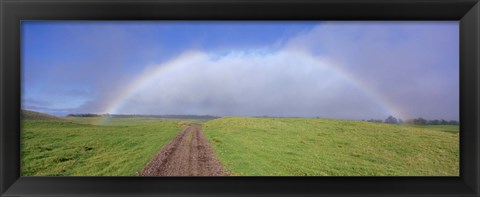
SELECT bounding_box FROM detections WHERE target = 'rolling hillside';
[21,109,64,121]
[203,117,459,176]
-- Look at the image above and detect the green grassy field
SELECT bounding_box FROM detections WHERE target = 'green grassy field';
[22,110,460,176]
[203,117,459,176]
[21,116,186,176]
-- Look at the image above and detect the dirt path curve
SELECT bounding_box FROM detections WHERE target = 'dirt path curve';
[139,124,229,176]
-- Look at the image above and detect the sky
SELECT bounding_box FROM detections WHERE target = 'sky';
[21,21,459,120]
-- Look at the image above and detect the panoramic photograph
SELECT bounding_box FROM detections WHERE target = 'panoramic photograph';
[21,21,459,176]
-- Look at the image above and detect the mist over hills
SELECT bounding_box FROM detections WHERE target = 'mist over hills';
[22,109,459,126]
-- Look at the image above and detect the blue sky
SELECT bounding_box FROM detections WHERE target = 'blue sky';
[22,21,459,120]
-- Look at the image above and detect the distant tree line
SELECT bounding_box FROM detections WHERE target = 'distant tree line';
[362,115,459,125]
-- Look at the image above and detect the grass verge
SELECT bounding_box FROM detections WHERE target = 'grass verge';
[21,117,186,176]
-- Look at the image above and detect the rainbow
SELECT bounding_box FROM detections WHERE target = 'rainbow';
[293,51,407,119]
[96,50,406,125]
[96,51,205,125]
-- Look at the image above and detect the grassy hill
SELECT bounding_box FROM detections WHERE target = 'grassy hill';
[21,116,186,176]
[203,117,459,176]
[21,109,64,121]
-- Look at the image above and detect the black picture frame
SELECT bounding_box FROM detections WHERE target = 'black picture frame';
[1,0,479,196]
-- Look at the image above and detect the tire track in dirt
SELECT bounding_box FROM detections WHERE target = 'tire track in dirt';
[139,124,229,176]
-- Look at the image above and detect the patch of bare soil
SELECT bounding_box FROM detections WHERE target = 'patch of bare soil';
[139,125,229,176]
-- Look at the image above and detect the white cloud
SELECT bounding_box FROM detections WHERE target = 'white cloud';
[115,50,392,119]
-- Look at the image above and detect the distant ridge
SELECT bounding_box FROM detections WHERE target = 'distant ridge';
[21,109,63,121]
[66,113,220,120]
[108,114,220,120]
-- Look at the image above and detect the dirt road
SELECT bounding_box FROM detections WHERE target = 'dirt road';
[139,125,228,176]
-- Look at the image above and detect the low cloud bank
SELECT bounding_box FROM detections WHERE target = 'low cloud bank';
[115,50,392,120]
